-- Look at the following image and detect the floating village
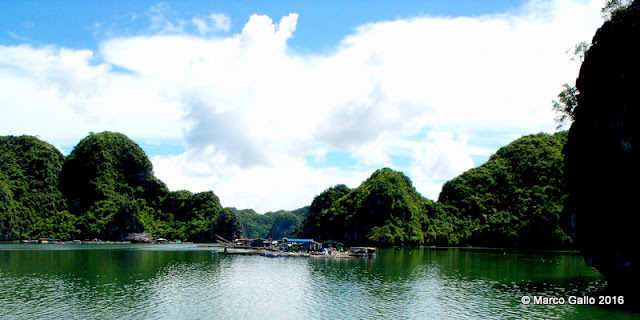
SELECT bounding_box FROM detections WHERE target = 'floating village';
[18,233,176,244]
[214,235,376,259]
[15,234,376,259]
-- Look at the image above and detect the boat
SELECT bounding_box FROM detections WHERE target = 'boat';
[348,247,376,257]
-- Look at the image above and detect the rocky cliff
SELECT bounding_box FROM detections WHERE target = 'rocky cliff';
[564,0,640,290]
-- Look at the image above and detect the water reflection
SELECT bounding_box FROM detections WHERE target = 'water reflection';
[0,245,638,319]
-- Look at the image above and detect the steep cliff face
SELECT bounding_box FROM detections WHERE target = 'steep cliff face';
[0,135,76,240]
[564,1,640,289]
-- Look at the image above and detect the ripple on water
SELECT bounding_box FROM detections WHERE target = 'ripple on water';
[1,247,637,319]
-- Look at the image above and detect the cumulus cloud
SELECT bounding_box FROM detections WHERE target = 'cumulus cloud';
[0,45,109,97]
[0,0,607,211]
[152,152,373,211]
[0,44,182,145]
[182,94,270,168]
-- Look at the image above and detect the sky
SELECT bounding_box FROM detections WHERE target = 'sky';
[0,0,607,213]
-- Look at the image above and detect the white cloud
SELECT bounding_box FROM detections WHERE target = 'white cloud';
[152,152,372,212]
[409,131,476,199]
[148,2,186,34]
[349,139,392,167]
[192,13,231,34]
[0,44,182,145]
[210,13,232,32]
[192,18,209,35]
[0,0,607,212]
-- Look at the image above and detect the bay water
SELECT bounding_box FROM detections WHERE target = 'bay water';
[0,244,637,319]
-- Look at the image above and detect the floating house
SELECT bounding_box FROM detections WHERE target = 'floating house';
[250,238,268,248]
[302,241,322,251]
[285,239,322,251]
[321,240,344,251]
[285,238,313,243]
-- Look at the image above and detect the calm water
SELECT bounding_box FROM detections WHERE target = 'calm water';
[0,244,638,320]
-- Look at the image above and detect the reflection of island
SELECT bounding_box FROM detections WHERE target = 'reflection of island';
[565,1,640,292]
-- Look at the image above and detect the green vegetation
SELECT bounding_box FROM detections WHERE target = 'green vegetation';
[295,184,351,241]
[602,0,632,20]
[232,208,275,238]
[0,132,240,242]
[438,132,571,249]
[295,132,571,249]
[60,131,166,240]
[0,136,76,240]
[552,84,578,130]
[154,190,240,242]
[232,208,307,239]
[0,2,628,247]
[267,211,300,239]
[296,170,434,246]
[0,131,572,248]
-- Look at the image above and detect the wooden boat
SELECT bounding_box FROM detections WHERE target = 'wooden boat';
[348,247,376,257]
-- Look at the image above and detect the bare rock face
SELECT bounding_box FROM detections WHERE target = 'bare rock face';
[564,1,640,290]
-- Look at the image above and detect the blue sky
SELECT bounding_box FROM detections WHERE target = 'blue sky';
[0,0,606,212]
[2,1,529,52]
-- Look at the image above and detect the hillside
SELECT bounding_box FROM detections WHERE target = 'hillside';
[1,131,571,248]
[232,207,308,239]
[0,135,76,240]
[295,132,571,248]
[231,208,274,238]
[0,132,240,241]
[60,131,167,240]
[438,131,570,248]
[297,169,434,246]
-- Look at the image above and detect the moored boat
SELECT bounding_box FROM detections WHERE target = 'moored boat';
[348,247,376,257]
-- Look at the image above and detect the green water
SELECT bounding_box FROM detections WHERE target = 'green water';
[0,244,637,319]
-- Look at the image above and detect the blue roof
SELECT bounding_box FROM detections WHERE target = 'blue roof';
[286,239,314,243]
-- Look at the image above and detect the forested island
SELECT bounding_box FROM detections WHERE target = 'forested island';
[0,130,571,249]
